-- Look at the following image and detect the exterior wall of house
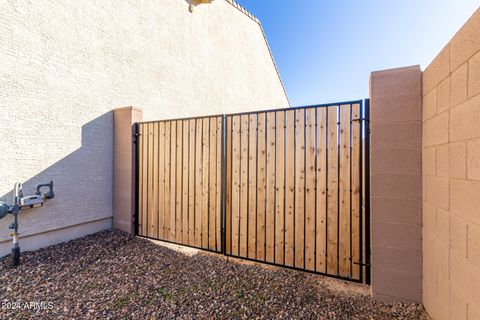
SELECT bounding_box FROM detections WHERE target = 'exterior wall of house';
[0,0,289,256]
[422,8,480,320]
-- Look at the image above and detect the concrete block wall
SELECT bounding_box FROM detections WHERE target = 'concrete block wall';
[422,8,480,320]
[370,66,423,302]
[0,0,289,256]
[113,107,143,235]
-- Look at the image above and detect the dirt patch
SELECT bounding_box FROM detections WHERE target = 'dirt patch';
[0,230,427,319]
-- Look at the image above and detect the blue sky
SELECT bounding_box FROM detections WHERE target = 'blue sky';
[235,0,479,106]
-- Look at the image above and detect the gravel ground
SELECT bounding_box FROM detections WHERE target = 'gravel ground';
[0,230,427,319]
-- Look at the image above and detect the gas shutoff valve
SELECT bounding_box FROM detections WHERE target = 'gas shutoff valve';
[0,180,55,266]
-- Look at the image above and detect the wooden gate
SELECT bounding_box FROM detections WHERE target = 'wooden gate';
[136,100,370,283]
[136,116,224,252]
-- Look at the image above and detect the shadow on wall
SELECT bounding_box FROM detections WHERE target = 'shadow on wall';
[0,111,114,243]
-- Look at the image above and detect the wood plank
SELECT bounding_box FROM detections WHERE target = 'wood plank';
[231,115,240,256]
[351,103,361,280]
[194,119,203,247]
[209,117,217,251]
[202,118,210,249]
[147,123,154,238]
[152,122,159,239]
[305,109,316,271]
[265,112,276,263]
[138,124,145,236]
[216,117,222,252]
[170,121,177,241]
[284,111,295,267]
[182,120,189,244]
[239,114,249,257]
[316,108,327,273]
[256,113,266,261]
[248,114,257,259]
[188,119,196,246]
[327,106,339,275]
[226,116,233,255]
[158,122,166,240]
[176,121,183,243]
[294,110,305,269]
[275,111,285,264]
[164,122,171,240]
[339,105,351,278]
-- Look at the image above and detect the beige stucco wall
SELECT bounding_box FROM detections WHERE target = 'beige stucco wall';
[0,0,289,256]
[422,8,480,320]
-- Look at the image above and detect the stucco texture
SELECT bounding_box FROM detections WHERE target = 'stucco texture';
[422,8,480,320]
[0,0,289,255]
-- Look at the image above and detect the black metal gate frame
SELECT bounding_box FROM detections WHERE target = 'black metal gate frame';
[134,99,371,285]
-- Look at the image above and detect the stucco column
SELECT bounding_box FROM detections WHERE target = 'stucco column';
[113,106,143,234]
[369,66,423,302]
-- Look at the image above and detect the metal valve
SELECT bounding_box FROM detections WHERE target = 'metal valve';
[0,180,55,266]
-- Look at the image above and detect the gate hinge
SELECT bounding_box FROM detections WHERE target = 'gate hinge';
[133,132,141,144]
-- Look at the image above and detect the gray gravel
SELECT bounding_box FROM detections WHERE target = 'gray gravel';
[0,230,427,319]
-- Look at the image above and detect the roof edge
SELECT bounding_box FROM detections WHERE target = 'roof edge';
[258,24,291,106]
[224,0,259,23]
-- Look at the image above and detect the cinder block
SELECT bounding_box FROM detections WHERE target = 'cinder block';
[372,95,422,123]
[450,62,468,107]
[425,175,450,210]
[469,50,480,98]
[450,214,468,259]
[372,196,421,225]
[468,302,480,320]
[437,77,451,113]
[423,111,449,147]
[467,222,480,270]
[371,173,421,199]
[451,178,480,225]
[467,138,480,181]
[371,65,422,99]
[449,280,468,320]
[372,220,421,251]
[436,208,450,245]
[450,250,480,303]
[449,8,480,71]
[372,246,421,276]
[423,46,450,94]
[430,235,450,320]
[423,88,437,121]
[436,143,450,177]
[423,146,436,176]
[371,123,421,148]
[371,148,420,174]
[422,231,435,308]
[450,102,468,142]
[450,141,467,179]
[372,268,422,303]
[450,94,480,141]
[423,201,436,235]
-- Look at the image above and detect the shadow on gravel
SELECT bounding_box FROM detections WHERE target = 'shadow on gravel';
[0,230,427,319]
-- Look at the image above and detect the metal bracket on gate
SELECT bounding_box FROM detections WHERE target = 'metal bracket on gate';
[133,134,141,143]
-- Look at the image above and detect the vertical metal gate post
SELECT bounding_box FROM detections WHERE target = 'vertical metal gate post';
[364,99,371,285]
[134,122,140,236]
[221,114,227,255]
